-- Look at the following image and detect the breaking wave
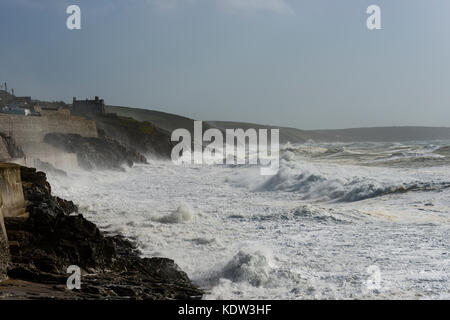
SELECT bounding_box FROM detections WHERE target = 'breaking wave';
[206,250,273,288]
[232,158,450,202]
[261,166,450,202]
[434,146,450,157]
[152,204,194,223]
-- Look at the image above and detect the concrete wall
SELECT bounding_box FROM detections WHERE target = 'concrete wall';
[34,106,71,117]
[0,138,11,161]
[0,113,97,170]
[0,163,26,282]
[0,164,26,218]
[0,113,97,146]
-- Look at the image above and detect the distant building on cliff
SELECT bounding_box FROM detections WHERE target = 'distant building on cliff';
[0,89,32,108]
[0,89,38,116]
[11,96,32,106]
[0,105,34,116]
[72,96,106,116]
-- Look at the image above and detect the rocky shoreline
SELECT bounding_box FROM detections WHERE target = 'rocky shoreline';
[0,166,203,300]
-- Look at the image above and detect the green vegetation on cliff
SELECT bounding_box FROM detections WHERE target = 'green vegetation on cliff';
[90,113,173,158]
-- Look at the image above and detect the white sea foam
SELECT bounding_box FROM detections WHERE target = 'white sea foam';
[48,142,450,300]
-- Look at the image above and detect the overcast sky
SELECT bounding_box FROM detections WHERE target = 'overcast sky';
[1,0,449,129]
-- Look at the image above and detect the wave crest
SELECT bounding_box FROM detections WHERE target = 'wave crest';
[253,160,450,202]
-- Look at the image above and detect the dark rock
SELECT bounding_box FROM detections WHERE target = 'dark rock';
[0,224,9,282]
[44,133,147,171]
[6,211,116,274]
[89,113,173,159]
[20,166,77,217]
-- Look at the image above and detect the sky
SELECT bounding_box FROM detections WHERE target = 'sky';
[0,0,449,129]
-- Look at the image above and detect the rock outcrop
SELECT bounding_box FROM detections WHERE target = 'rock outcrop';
[44,133,147,170]
[87,113,173,159]
[0,166,203,300]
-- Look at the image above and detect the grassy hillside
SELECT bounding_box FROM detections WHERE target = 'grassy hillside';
[207,121,450,143]
[91,113,173,158]
[106,105,215,135]
[107,105,450,143]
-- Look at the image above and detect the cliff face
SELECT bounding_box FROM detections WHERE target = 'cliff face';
[44,133,148,170]
[87,113,173,159]
[0,166,202,300]
[106,105,215,138]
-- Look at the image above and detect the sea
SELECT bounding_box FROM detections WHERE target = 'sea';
[49,140,450,299]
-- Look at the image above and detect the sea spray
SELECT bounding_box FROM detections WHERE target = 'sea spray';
[153,204,195,224]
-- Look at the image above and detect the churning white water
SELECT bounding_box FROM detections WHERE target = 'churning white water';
[49,141,450,299]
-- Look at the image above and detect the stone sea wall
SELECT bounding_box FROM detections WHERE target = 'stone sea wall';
[0,163,27,282]
[0,113,98,146]
[0,163,26,218]
[0,113,98,170]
